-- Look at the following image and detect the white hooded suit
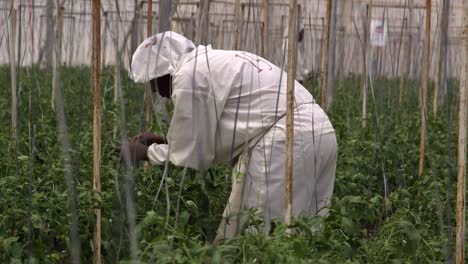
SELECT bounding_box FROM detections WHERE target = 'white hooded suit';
[131,31,337,239]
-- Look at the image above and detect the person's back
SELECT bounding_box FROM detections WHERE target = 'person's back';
[171,45,337,239]
[174,46,334,163]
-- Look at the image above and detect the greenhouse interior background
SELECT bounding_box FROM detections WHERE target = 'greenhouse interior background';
[0,0,467,263]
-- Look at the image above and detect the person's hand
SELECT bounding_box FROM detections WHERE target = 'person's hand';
[130,132,166,146]
[116,141,149,166]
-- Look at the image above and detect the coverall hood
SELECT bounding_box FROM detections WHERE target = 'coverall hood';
[130,31,196,83]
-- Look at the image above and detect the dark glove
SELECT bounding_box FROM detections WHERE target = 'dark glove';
[116,141,149,166]
[130,132,166,146]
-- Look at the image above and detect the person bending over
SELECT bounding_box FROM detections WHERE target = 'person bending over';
[118,31,337,243]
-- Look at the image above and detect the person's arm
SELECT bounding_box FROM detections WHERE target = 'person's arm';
[147,74,223,170]
[131,132,167,145]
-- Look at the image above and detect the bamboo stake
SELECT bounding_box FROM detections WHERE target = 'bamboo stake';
[418,0,431,177]
[320,16,325,75]
[360,13,365,101]
[190,12,196,40]
[131,0,140,54]
[92,0,102,263]
[114,20,120,104]
[233,0,240,50]
[240,4,245,50]
[52,1,63,111]
[16,4,21,67]
[285,0,298,226]
[44,0,54,68]
[159,0,172,32]
[146,0,153,129]
[320,0,332,112]
[102,12,108,69]
[9,1,17,140]
[113,20,120,139]
[433,0,449,119]
[408,0,414,79]
[50,4,80,262]
[262,0,269,58]
[280,15,285,60]
[196,0,211,44]
[399,18,408,106]
[362,3,371,128]
[221,20,225,49]
[455,4,467,263]
[325,0,337,109]
[146,4,153,40]
[433,9,443,119]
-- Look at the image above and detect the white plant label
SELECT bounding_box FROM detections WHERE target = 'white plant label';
[370,18,388,47]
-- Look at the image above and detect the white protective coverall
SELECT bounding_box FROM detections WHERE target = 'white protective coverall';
[131,31,337,239]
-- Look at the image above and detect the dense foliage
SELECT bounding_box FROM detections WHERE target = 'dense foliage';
[0,66,464,263]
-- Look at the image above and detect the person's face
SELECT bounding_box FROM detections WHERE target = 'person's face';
[150,74,172,98]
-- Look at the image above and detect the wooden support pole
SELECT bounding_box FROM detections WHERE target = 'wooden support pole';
[221,20,225,49]
[92,0,102,263]
[320,0,332,112]
[147,2,153,39]
[359,4,367,88]
[16,2,21,67]
[338,1,349,79]
[319,16,325,74]
[196,0,211,44]
[45,0,53,68]
[190,12,196,39]
[362,3,371,128]
[146,0,153,129]
[455,4,467,264]
[52,1,63,111]
[325,0,337,109]
[433,0,449,119]
[399,18,408,106]
[113,19,121,138]
[233,0,240,50]
[297,4,302,73]
[9,1,17,140]
[280,15,285,58]
[155,0,172,134]
[262,0,269,58]
[418,0,431,177]
[131,0,142,55]
[102,12,108,68]
[114,20,121,104]
[408,0,414,79]
[285,0,298,226]
[240,4,246,50]
[211,24,217,45]
[205,1,211,43]
[159,0,171,32]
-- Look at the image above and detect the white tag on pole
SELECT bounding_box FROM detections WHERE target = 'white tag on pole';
[370,18,387,47]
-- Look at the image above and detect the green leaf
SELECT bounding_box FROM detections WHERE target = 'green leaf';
[345,195,364,204]
[31,214,43,229]
[186,200,198,216]
[398,220,420,241]
[2,236,19,253]
[18,155,29,161]
[340,217,359,236]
